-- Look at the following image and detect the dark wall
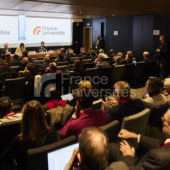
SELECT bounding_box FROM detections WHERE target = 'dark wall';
[105,16,133,54]
[132,15,154,59]
[92,18,106,48]
[153,14,170,51]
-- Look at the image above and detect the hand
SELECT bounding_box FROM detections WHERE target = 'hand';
[120,140,135,157]
[118,129,138,139]
[103,96,117,108]
[67,148,79,167]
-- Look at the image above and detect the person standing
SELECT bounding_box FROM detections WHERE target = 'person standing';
[156,35,170,78]
[95,35,104,51]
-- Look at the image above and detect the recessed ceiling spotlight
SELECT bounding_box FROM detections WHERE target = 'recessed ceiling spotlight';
[79,12,82,14]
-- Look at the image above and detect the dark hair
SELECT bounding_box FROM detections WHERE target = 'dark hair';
[50,87,61,100]
[49,62,57,72]
[20,43,25,48]
[148,77,163,94]
[20,100,49,144]
[78,127,109,170]
[0,96,12,118]
[75,88,94,109]
[26,63,36,76]
[13,54,19,60]
[22,51,28,57]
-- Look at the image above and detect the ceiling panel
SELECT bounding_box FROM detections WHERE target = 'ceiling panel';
[0,0,169,18]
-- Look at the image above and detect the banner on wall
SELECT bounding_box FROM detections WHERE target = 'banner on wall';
[0,16,18,47]
[26,17,72,46]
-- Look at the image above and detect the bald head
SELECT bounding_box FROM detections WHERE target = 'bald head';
[78,127,109,170]
[162,108,170,138]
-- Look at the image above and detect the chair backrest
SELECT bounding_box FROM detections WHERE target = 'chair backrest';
[113,65,125,83]
[0,120,21,154]
[100,120,120,142]
[92,98,103,110]
[121,108,150,134]
[26,135,77,170]
[58,61,69,66]
[57,65,68,72]
[5,77,26,99]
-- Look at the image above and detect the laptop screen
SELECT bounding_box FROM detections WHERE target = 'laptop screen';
[47,143,79,170]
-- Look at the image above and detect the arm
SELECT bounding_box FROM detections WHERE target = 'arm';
[118,129,164,149]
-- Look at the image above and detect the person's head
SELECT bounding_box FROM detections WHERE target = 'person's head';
[117,52,123,59]
[97,35,100,40]
[74,59,82,69]
[69,49,74,55]
[13,54,19,61]
[114,81,131,100]
[162,108,170,138]
[78,127,109,170]
[20,100,49,144]
[80,47,86,55]
[44,54,51,63]
[25,63,36,76]
[98,53,107,62]
[164,78,170,94]
[60,48,65,53]
[41,41,45,47]
[145,77,162,95]
[160,35,165,42]
[21,57,29,65]
[5,54,11,63]
[126,51,133,57]
[49,87,61,100]
[125,54,133,62]
[75,88,94,110]
[0,96,13,118]
[49,62,57,72]
[4,43,8,49]
[109,49,114,54]
[143,51,150,61]
[78,80,92,90]
[99,49,104,53]
[90,50,96,57]
[20,43,25,51]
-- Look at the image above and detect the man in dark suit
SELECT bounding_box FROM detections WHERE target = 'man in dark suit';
[1,43,11,56]
[38,41,47,52]
[95,35,104,51]
[110,108,170,169]
[156,35,170,78]
[103,81,145,123]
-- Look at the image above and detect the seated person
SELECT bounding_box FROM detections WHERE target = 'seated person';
[64,127,109,170]
[15,43,26,54]
[142,76,169,109]
[0,59,5,69]
[20,57,29,70]
[38,41,46,52]
[1,43,11,55]
[0,96,22,125]
[59,88,108,138]
[163,78,170,98]
[18,63,36,79]
[41,54,51,69]
[72,59,84,76]
[103,81,145,123]
[143,51,152,61]
[7,54,21,67]
[89,49,97,61]
[121,53,133,64]
[45,62,62,74]
[44,87,65,110]
[79,47,87,59]
[4,54,11,64]
[109,49,115,60]
[55,49,66,62]
[114,55,123,65]
[109,108,170,169]
[96,53,109,67]
[4,100,58,170]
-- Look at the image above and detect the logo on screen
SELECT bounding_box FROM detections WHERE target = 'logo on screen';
[33,26,41,35]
